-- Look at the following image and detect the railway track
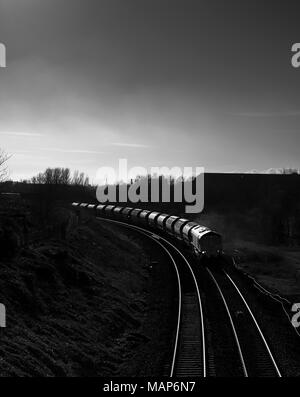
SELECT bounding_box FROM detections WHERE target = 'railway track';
[92,215,282,377]
[206,266,282,377]
[96,217,206,377]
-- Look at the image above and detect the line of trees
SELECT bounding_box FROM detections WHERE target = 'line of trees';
[31,168,89,186]
[265,167,299,175]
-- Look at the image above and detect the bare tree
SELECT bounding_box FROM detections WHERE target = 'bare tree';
[61,168,71,185]
[282,167,299,175]
[0,149,10,181]
[72,170,89,186]
[72,170,80,185]
[83,175,89,186]
[31,167,89,186]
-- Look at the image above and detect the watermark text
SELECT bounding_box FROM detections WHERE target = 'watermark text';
[0,303,6,327]
[95,159,204,214]
[0,43,6,68]
[291,43,300,68]
[291,303,300,328]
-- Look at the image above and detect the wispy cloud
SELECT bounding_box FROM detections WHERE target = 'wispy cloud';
[109,142,150,148]
[230,111,300,118]
[39,147,105,154]
[14,153,50,161]
[0,131,45,136]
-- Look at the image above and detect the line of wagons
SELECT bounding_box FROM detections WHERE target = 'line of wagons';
[72,202,222,258]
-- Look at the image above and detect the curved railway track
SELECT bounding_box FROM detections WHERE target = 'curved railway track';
[92,215,282,377]
[206,266,282,377]
[96,217,206,377]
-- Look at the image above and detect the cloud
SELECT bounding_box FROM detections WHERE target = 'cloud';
[39,147,105,154]
[230,111,300,118]
[0,131,44,136]
[109,142,150,148]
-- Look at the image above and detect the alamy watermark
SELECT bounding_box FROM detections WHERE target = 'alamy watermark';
[291,43,300,68]
[0,303,6,327]
[291,303,300,328]
[95,159,204,213]
[0,43,6,68]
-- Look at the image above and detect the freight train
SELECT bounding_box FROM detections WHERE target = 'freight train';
[71,202,222,258]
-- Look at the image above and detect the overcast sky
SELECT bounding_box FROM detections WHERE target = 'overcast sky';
[0,0,300,181]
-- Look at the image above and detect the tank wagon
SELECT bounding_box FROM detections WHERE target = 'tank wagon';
[71,203,222,258]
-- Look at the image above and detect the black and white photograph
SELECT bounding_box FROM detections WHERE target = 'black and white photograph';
[1,0,300,385]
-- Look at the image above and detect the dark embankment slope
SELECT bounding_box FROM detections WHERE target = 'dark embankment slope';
[0,213,174,376]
